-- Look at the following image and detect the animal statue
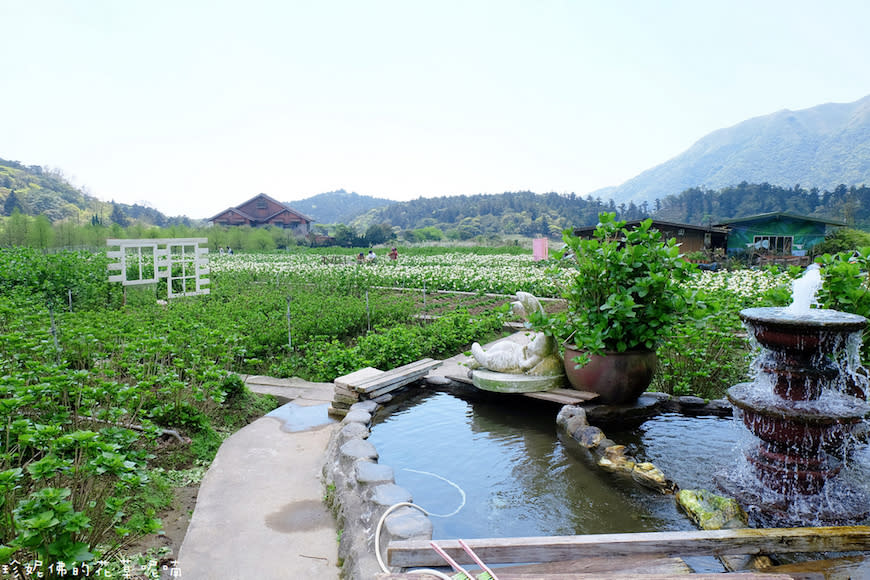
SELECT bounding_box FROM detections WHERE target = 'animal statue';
[470,292,562,376]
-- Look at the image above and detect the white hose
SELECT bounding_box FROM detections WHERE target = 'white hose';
[403,468,467,517]
[374,469,469,578]
[374,502,453,579]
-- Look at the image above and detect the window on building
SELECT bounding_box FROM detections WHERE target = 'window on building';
[754,235,793,254]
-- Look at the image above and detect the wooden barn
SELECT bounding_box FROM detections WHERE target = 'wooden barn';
[573,219,729,255]
[208,193,313,236]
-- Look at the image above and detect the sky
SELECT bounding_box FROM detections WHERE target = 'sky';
[3,1,870,219]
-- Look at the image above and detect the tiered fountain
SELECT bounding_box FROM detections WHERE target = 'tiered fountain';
[725,266,870,524]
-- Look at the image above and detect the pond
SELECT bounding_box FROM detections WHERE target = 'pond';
[367,390,741,540]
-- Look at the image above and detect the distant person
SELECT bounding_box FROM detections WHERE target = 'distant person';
[227,246,233,255]
[388,247,398,261]
[367,249,377,262]
[219,246,225,255]
[356,252,365,263]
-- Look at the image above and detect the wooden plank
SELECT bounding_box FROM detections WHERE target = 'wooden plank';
[387,526,870,568]
[760,553,870,579]
[379,573,792,579]
[463,555,693,575]
[358,361,442,394]
[549,388,600,400]
[358,373,421,395]
[350,363,429,391]
[524,389,599,404]
[365,365,442,397]
[354,359,440,392]
[335,367,384,390]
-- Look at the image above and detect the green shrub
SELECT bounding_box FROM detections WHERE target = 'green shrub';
[817,248,870,360]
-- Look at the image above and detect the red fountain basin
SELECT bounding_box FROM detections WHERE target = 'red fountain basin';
[728,382,870,452]
[740,307,866,355]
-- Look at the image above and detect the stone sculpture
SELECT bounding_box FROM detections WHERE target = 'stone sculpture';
[469,292,564,392]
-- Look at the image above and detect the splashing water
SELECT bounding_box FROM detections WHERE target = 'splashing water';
[785,263,822,313]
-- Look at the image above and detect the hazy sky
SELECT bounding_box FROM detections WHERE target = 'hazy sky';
[4,1,870,218]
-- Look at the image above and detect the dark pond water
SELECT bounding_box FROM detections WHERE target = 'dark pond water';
[367,391,741,540]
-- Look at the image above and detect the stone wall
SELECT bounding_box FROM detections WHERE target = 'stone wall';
[322,399,434,579]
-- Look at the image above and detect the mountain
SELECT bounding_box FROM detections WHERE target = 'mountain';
[287,189,395,224]
[0,157,180,226]
[599,95,870,206]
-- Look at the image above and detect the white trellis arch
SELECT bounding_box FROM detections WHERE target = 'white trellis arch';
[107,238,210,299]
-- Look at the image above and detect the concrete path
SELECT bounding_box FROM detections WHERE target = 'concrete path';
[177,376,341,579]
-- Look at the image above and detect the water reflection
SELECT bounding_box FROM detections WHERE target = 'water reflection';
[613,413,743,491]
[368,392,707,539]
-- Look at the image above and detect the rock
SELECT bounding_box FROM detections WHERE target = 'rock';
[368,484,414,527]
[703,398,734,417]
[333,392,360,405]
[644,391,672,403]
[342,409,372,425]
[677,395,707,409]
[425,375,452,386]
[564,413,589,435]
[557,405,586,429]
[585,394,661,426]
[382,506,433,543]
[602,444,627,462]
[355,462,394,487]
[676,489,748,530]
[327,406,349,418]
[631,462,674,493]
[338,439,378,474]
[575,425,605,448]
[350,400,379,414]
[337,422,369,445]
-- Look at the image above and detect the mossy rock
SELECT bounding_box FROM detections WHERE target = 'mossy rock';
[676,488,748,530]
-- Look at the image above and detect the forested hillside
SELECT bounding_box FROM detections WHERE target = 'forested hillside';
[349,183,869,241]
[0,158,183,226]
[657,182,870,227]
[352,191,653,239]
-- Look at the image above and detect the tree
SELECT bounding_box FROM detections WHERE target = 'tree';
[364,222,395,246]
[5,209,30,246]
[4,190,24,216]
[332,224,359,247]
[244,227,276,251]
[110,202,129,227]
[28,215,55,249]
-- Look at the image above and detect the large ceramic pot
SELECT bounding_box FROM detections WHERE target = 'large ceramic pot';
[563,347,657,404]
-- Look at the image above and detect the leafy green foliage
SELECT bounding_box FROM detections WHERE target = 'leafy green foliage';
[295,309,506,382]
[816,248,870,360]
[814,228,870,255]
[532,213,696,364]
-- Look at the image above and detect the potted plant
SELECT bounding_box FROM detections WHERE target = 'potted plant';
[530,213,697,403]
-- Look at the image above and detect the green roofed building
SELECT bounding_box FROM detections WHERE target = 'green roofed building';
[714,212,846,257]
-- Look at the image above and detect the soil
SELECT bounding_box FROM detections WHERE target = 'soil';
[125,485,199,563]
